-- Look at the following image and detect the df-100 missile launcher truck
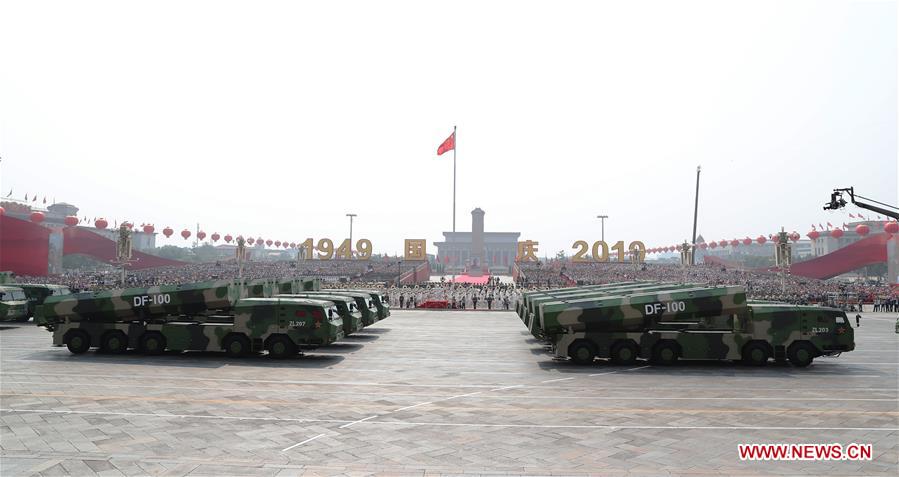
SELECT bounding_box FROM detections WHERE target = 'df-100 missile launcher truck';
[520,282,854,367]
[35,279,346,358]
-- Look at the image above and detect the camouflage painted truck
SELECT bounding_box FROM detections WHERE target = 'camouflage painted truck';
[524,282,697,338]
[536,284,854,367]
[35,280,344,358]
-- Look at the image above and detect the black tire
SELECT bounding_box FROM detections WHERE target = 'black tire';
[100,331,129,354]
[787,342,816,367]
[610,340,638,365]
[139,332,166,355]
[65,330,91,354]
[742,342,770,366]
[222,334,250,358]
[267,335,297,359]
[568,340,597,365]
[651,341,679,365]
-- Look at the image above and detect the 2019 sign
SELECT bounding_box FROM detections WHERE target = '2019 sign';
[571,240,646,263]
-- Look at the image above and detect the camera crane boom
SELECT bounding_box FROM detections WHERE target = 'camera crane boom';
[824,187,899,221]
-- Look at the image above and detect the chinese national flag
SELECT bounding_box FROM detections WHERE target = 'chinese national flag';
[437,131,455,156]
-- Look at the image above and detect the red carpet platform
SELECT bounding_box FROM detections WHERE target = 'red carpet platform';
[450,274,491,284]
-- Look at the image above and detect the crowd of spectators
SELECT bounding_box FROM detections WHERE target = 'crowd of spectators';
[517,261,895,306]
[10,258,897,311]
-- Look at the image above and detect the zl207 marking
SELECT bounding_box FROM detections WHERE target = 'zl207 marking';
[288,321,307,328]
[132,294,172,307]
[645,301,686,315]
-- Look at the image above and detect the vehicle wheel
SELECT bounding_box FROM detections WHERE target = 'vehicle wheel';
[652,341,679,365]
[100,331,129,354]
[568,340,597,365]
[787,342,816,367]
[139,332,166,355]
[610,340,638,365]
[65,330,91,354]
[741,342,770,366]
[267,335,297,359]
[222,334,250,358]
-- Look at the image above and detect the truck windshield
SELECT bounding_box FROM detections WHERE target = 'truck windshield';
[1,290,26,301]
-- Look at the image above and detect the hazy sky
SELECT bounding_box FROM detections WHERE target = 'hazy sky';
[1,0,896,256]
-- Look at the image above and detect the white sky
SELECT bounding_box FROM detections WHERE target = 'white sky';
[1,0,896,256]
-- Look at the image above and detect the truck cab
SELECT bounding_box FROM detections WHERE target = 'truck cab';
[277,293,365,335]
[0,286,29,322]
[13,284,72,318]
[341,289,390,320]
[745,303,854,367]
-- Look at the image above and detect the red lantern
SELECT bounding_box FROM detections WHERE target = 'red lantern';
[247,237,255,245]
[274,240,281,247]
[224,234,232,243]
[730,239,739,247]
[709,242,718,249]
[265,239,273,246]
[699,242,707,249]
[790,232,800,242]
[64,215,79,227]
[95,218,108,230]
[211,232,220,242]
[143,224,155,234]
[676,245,683,252]
[717,240,726,248]
[30,211,45,224]
[885,222,899,234]
[756,235,766,245]
[197,231,206,241]
[830,229,844,239]
[181,229,191,240]
[283,242,289,249]
[854,224,869,237]
[807,230,819,240]
[289,242,296,248]
[742,237,752,246]
[163,226,173,238]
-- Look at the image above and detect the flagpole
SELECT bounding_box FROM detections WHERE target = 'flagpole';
[453,125,456,233]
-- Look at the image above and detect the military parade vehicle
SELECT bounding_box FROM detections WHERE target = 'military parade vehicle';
[278,293,365,335]
[0,285,29,322]
[341,289,391,320]
[527,283,854,367]
[35,280,345,357]
[10,283,72,318]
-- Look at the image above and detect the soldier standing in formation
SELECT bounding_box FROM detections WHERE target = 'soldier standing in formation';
[486,294,493,310]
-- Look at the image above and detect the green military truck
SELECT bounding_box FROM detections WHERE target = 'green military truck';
[340,289,390,320]
[0,285,29,322]
[36,280,344,358]
[278,293,365,335]
[11,284,72,319]
[532,283,854,367]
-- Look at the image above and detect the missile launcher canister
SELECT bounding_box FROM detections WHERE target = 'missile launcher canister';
[35,280,345,359]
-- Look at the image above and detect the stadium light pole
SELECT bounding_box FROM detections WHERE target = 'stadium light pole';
[691,166,701,265]
[346,213,357,256]
[596,215,608,243]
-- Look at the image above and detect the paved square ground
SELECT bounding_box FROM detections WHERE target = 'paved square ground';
[1,310,897,476]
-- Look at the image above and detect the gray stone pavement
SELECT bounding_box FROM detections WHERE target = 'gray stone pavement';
[1,310,897,476]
